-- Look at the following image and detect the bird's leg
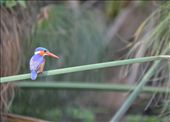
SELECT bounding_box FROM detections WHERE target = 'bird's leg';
[38,60,45,74]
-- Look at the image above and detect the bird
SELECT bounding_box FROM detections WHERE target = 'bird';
[29,47,59,80]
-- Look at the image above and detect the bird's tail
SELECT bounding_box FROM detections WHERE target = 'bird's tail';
[31,70,37,80]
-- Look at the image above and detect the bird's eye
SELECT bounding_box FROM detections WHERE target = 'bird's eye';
[44,50,47,52]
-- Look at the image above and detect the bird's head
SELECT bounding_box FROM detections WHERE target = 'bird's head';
[34,47,59,59]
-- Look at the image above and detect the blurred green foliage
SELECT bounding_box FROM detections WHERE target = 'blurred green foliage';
[12,5,109,122]
[12,89,96,122]
[30,5,109,82]
[66,107,95,122]
[126,115,159,122]
[0,0,26,8]
[126,114,170,122]
[10,1,170,122]
[105,1,122,20]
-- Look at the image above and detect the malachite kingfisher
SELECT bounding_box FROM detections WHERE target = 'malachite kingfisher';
[29,47,59,80]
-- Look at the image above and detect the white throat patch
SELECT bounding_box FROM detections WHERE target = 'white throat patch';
[34,51,41,55]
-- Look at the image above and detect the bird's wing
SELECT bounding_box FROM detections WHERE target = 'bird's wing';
[37,60,46,73]
[29,55,44,71]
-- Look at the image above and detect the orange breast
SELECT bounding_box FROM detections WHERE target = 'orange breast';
[39,51,45,56]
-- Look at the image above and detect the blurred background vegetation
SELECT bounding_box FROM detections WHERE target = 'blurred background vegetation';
[0,0,170,122]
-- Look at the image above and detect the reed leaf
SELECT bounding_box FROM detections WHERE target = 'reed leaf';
[1,55,169,83]
[15,82,170,94]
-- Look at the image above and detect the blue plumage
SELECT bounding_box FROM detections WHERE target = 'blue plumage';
[35,47,48,52]
[31,70,38,80]
[30,53,45,80]
[29,47,59,80]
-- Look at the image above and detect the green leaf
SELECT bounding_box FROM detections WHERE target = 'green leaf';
[5,0,17,8]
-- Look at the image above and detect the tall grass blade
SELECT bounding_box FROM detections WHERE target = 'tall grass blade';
[15,82,170,93]
[1,56,169,83]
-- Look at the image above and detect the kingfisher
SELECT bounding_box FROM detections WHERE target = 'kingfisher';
[29,47,59,80]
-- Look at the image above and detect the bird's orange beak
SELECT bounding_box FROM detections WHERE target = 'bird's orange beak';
[46,52,59,59]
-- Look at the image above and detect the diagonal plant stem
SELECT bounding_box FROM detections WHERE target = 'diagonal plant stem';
[109,49,170,122]
[110,59,160,122]
[0,55,169,83]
